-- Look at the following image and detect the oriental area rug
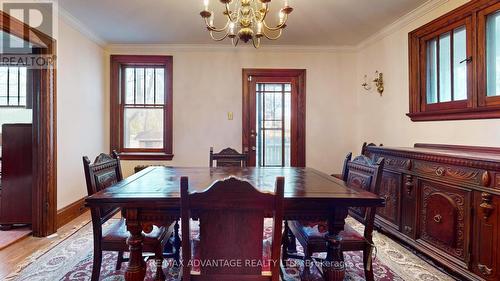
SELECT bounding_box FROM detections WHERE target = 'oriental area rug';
[6,217,453,281]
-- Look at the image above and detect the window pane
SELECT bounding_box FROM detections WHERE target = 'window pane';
[125,68,135,104]
[487,11,500,97]
[0,67,7,106]
[264,92,282,120]
[145,68,155,104]
[453,26,467,101]
[427,38,438,104]
[439,32,452,102]
[264,129,282,166]
[135,68,145,104]
[124,108,164,149]
[8,67,19,106]
[155,68,165,104]
[19,67,26,106]
[284,91,291,167]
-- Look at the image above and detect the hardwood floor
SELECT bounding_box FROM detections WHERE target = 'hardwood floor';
[0,211,91,280]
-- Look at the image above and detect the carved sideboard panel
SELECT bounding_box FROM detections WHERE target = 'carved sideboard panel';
[418,180,470,262]
[376,171,401,229]
[364,144,500,281]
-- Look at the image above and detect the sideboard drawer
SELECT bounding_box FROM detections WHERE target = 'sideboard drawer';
[417,179,471,263]
[413,160,490,187]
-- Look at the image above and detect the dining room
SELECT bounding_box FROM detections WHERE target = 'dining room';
[1,0,500,281]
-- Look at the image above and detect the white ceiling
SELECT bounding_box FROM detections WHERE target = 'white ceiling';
[58,0,429,46]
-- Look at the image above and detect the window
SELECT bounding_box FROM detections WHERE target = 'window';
[0,66,27,107]
[408,0,500,121]
[110,56,173,160]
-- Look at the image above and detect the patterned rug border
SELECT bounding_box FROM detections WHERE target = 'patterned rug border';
[10,216,455,281]
[345,217,452,281]
[4,220,91,281]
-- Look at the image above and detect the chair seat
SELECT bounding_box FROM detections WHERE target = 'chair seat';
[102,218,169,251]
[290,220,365,244]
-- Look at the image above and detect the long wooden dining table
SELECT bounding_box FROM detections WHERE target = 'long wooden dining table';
[85,166,385,281]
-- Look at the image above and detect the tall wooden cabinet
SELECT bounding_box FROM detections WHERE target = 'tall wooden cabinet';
[364,144,500,281]
[0,124,33,227]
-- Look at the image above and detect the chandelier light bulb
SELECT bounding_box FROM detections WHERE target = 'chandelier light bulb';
[229,22,235,35]
[203,0,209,11]
[279,11,285,23]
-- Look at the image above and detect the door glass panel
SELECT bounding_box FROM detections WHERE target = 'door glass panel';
[439,32,452,102]
[256,83,291,167]
[427,38,438,104]
[453,26,467,100]
[487,11,500,97]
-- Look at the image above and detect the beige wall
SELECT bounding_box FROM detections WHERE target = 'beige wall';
[56,0,500,209]
[355,0,500,149]
[57,19,106,209]
[104,46,358,177]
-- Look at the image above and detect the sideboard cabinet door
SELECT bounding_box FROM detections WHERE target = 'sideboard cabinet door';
[472,192,499,280]
[417,179,471,265]
[376,171,402,231]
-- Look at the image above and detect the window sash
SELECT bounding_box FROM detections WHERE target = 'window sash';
[419,18,472,112]
[120,65,168,152]
[479,2,500,107]
[0,66,27,107]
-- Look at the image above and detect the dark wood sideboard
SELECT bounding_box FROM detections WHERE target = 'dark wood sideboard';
[363,143,500,281]
[0,124,33,228]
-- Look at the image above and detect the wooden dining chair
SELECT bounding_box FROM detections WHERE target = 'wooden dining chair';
[83,151,174,281]
[284,153,384,281]
[180,176,284,281]
[209,147,248,167]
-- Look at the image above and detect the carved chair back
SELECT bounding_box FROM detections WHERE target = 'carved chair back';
[180,176,284,281]
[342,154,385,242]
[83,151,123,226]
[209,147,248,167]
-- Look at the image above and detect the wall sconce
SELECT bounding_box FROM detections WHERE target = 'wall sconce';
[362,71,384,96]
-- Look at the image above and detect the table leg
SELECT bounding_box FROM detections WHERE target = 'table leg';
[323,207,348,281]
[125,212,146,281]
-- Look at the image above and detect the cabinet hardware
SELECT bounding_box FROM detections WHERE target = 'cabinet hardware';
[477,264,492,276]
[433,214,442,223]
[435,167,445,176]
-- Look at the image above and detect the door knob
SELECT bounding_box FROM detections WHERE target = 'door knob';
[251,146,256,151]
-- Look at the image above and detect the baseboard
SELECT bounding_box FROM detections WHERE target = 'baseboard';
[56,197,88,229]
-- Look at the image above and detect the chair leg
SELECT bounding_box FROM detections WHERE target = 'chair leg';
[300,247,315,281]
[154,247,166,281]
[173,220,181,267]
[91,248,102,281]
[116,251,124,270]
[281,221,290,267]
[288,227,297,253]
[363,245,375,281]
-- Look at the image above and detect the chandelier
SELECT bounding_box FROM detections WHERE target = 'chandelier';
[200,0,293,48]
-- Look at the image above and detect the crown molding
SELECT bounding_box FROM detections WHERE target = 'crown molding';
[104,43,357,54]
[58,5,106,47]
[356,0,450,51]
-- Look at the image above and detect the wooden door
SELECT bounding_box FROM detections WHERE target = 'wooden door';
[242,69,306,167]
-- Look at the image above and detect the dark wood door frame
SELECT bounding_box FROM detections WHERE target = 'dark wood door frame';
[0,11,57,236]
[242,69,306,167]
